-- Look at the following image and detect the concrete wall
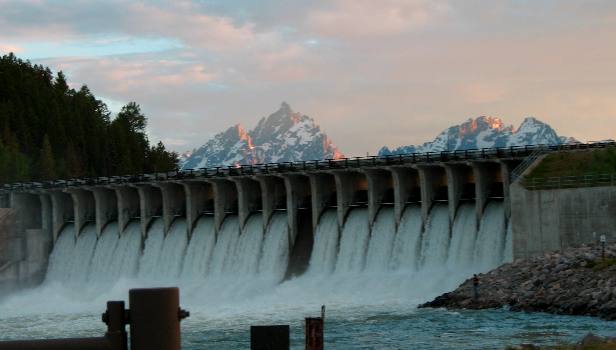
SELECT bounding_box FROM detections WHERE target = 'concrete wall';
[389,167,421,227]
[0,208,20,295]
[114,186,140,234]
[180,181,213,236]
[511,183,616,259]
[308,173,336,229]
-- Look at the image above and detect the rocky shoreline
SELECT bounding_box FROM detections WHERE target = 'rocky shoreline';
[420,243,616,320]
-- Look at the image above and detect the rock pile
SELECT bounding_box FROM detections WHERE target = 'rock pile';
[420,243,616,320]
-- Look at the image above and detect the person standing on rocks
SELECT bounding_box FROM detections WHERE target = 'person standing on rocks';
[472,274,479,301]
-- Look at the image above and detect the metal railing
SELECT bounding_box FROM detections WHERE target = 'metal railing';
[510,145,548,182]
[1,141,614,193]
[522,173,616,190]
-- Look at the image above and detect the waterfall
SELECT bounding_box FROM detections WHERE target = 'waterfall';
[138,219,166,280]
[111,221,142,278]
[365,207,396,271]
[40,196,511,317]
[233,214,265,275]
[68,224,98,283]
[447,203,477,270]
[335,208,370,273]
[154,218,188,280]
[307,209,339,274]
[420,205,451,269]
[209,215,240,277]
[88,223,119,282]
[259,212,290,282]
[474,201,507,271]
[181,216,216,279]
[45,224,75,283]
[504,221,514,263]
[390,205,422,271]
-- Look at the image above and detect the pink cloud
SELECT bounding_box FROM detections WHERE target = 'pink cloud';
[0,44,22,53]
[308,0,450,40]
[125,2,256,52]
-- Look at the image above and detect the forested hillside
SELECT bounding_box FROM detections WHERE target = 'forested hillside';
[0,53,178,183]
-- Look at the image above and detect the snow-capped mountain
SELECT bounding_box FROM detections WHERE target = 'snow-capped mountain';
[181,102,343,169]
[379,116,576,156]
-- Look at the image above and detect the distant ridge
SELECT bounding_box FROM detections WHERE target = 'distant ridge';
[379,116,576,156]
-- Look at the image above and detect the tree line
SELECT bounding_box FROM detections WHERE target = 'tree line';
[0,53,178,183]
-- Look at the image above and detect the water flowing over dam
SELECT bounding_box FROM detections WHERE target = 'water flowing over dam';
[39,201,510,314]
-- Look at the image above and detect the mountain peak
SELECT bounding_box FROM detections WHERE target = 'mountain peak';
[181,104,343,169]
[279,101,292,112]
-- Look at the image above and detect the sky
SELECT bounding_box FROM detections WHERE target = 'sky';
[1,0,615,156]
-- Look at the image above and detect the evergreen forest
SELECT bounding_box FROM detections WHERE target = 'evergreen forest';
[0,53,178,183]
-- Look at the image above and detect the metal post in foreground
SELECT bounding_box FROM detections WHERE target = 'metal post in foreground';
[600,234,606,261]
[129,287,189,350]
[250,325,290,350]
[305,305,325,350]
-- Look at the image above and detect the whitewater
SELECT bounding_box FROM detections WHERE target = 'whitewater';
[0,202,612,349]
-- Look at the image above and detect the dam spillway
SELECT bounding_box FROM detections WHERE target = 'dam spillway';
[0,145,531,293]
[41,201,510,305]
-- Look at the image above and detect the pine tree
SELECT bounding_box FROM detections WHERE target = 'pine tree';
[38,135,56,180]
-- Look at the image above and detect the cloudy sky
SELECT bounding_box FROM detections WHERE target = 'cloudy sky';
[1,0,615,156]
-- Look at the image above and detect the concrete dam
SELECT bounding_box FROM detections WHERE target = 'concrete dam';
[0,143,613,298]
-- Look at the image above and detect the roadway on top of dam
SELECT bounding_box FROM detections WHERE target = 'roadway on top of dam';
[2,141,614,193]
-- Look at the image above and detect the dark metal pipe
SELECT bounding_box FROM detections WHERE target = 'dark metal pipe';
[129,287,186,350]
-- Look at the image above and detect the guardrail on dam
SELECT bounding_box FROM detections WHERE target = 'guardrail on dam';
[0,141,614,292]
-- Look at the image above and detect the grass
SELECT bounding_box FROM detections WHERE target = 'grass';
[527,147,616,179]
[589,258,616,271]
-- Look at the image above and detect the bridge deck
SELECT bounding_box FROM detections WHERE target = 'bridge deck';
[2,141,614,193]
